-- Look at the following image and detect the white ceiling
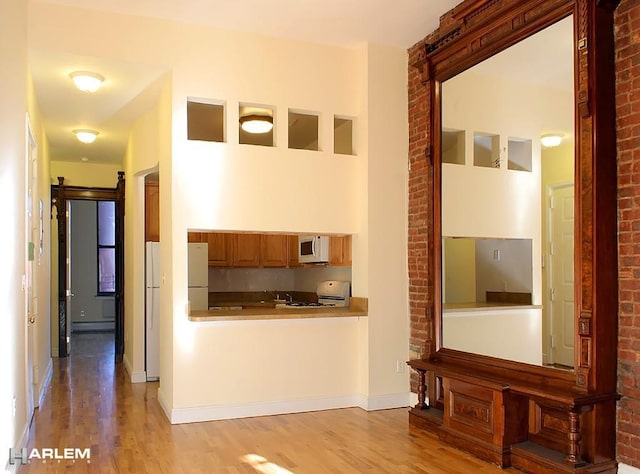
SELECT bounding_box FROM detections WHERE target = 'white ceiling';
[30,0,461,164]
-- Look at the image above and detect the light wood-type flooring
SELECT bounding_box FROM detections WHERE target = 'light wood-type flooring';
[20,332,516,473]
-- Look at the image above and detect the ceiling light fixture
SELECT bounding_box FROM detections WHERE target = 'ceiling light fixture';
[240,115,273,134]
[73,129,99,144]
[541,133,563,148]
[69,71,104,93]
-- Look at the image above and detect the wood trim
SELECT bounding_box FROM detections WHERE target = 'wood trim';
[51,173,125,359]
[408,0,620,470]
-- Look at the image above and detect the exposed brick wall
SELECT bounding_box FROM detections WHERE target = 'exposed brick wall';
[616,0,640,468]
[407,0,640,465]
[407,42,433,380]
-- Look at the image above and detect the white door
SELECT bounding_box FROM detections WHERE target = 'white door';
[25,118,37,416]
[549,184,575,367]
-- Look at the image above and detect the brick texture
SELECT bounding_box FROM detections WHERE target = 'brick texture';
[616,0,640,468]
[407,0,640,466]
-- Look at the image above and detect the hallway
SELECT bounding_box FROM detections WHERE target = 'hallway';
[20,333,510,473]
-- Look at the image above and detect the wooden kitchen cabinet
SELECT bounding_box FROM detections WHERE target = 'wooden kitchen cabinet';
[329,235,352,266]
[187,232,206,242]
[231,234,261,267]
[261,234,288,267]
[145,181,160,242]
[207,233,232,266]
[288,235,302,267]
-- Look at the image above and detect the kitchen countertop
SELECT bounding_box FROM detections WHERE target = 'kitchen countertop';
[189,297,368,322]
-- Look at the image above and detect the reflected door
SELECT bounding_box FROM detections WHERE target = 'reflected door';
[549,184,574,366]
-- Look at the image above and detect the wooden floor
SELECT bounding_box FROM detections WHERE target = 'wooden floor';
[21,332,516,473]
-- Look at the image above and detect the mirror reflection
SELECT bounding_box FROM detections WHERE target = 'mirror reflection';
[440,16,575,368]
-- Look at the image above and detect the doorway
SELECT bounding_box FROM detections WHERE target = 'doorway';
[547,183,575,367]
[51,173,125,359]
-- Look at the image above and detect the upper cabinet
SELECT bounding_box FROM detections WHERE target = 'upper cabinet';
[145,181,160,242]
[261,234,289,267]
[207,233,232,267]
[329,235,352,266]
[232,234,261,267]
[186,232,351,268]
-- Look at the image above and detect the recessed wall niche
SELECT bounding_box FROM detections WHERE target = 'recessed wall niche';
[507,137,533,172]
[187,99,225,142]
[288,110,319,151]
[334,116,354,155]
[239,104,274,147]
[474,132,500,168]
[442,129,465,165]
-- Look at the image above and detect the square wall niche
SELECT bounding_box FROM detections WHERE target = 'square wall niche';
[442,129,465,165]
[239,104,274,147]
[334,116,354,155]
[187,99,225,142]
[289,110,319,151]
[508,137,533,172]
[474,132,500,169]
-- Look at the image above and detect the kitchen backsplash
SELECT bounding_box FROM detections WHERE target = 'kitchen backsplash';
[208,266,352,292]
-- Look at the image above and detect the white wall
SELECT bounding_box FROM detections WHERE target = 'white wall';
[443,308,543,365]
[29,3,412,420]
[28,77,53,409]
[362,43,410,400]
[0,0,29,465]
[123,78,171,384]
[50,161,123,187]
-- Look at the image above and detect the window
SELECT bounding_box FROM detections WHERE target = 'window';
[97,201,116,295]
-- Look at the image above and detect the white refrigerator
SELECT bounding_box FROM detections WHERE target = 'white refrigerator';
[145,242,208,381]
[187,242,209,311]
[145,241,161,381]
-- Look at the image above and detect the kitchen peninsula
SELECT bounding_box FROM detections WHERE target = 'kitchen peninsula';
[189,296,367,321]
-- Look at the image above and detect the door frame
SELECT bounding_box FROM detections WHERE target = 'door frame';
[51,172,125,359]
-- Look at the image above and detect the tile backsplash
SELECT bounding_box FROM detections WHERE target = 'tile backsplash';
[208,266,352,292]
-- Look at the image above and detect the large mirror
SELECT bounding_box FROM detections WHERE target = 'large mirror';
[440,15,575,368]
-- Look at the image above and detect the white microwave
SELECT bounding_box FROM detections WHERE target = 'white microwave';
[298,235,329,263]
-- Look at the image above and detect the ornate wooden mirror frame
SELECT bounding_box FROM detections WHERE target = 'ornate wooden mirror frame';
[407,0,619,471]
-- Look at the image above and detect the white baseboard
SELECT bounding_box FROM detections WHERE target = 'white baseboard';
[360,392,411,411]
[620,464,640,474]
[123,354,146,383]
[166,395,363,424]
[157,387,172,422]
[36,358,53,408]
[163,392,413,425]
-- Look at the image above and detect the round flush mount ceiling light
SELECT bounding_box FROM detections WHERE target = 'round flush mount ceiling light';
[541,133,563,148]
[69,71,104,93]
[73,129,99,144]
[240,115,273,134]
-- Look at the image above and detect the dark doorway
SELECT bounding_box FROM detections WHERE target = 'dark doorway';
[51,172,125,360]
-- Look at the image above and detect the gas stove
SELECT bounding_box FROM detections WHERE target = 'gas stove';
[275,281,350,309]
[279,302,330,308]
